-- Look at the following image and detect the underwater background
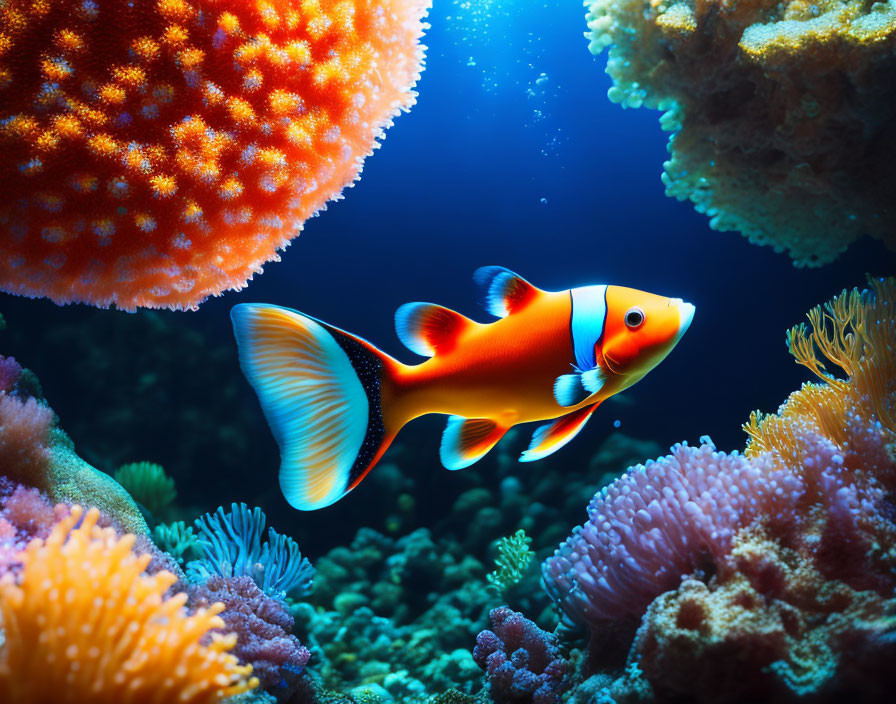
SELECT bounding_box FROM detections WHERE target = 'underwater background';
[0,0,894,702]
[2,0,890,550]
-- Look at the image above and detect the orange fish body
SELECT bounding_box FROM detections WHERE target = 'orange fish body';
[232,267,694,510]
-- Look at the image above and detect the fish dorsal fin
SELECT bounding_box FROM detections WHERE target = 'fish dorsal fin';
[395,302,475,357]
[520,403,599,462]
[440,417,509,470]
[473,266,541,318]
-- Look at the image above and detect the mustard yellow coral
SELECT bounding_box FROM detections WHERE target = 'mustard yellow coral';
[0,506,257,703]
[745,276,895,463]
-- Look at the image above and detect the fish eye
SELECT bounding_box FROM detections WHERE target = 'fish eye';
[624,307,644,329]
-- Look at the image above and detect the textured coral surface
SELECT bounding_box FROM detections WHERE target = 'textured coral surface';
[0,0,429,309]
[543,277,896,701]
[0,506,257,703]
[190,575,311,700]
[586,0,896,265]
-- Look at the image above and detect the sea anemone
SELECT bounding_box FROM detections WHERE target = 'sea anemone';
[0,506,257,702]
[188,502,314,599]
[0,0,430,310]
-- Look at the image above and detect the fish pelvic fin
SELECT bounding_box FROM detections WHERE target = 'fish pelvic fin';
[520,403,599,463]
[231,303,402,511]
[395,302,478,357]
[440,416,509,470]
[473,266,542,318]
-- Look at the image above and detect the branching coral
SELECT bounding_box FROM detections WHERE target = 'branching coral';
[188,503,314,599]
[745,275,895,461]
[0,0,430,310]
[0,506,257,702]
[586,0,896,264]
[114,460,177,518]
[486,529,534,596]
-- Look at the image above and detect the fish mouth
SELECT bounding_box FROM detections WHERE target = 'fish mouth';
[669,297,695,341]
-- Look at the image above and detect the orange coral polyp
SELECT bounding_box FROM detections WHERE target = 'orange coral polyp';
[0,0,429,310]
[0,506,257,703]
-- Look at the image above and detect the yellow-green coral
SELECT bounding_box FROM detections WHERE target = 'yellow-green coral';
[586,0,896,265]
[113,460,177,519]
[486,529,534,596]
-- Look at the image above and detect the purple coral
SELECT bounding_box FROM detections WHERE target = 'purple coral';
[473,606,571,704]
[0,356,23,393]
[0,478,67,580]
[542,440,805,627]
[189,575,310,701]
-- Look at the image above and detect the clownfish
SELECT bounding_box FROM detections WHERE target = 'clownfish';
[231,267,695,510]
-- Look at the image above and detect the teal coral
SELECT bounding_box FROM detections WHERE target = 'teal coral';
[586,0,896,265]
[187,502,314,599]
[485,529,534,596]
[113,461,176,519]
[152,520,197,565]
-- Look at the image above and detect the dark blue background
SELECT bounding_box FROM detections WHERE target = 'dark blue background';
[2,0,892,550]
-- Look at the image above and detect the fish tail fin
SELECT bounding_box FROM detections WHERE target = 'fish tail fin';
[231,303,403,511]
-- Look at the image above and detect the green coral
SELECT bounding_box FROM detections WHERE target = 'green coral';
[152,520,198,564]
[486,529,533,596]
[113,461,176,518]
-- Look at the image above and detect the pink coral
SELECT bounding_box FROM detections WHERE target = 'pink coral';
[0,478,67,580]
[0,395,54,480]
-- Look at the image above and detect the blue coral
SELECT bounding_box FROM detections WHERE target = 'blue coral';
[187,502,314,599]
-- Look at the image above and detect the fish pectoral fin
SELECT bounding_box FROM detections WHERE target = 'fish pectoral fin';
[473,266,543,318]
[553,368,606,407]
[554,373,588,407]
[395,302,476,357]
[520,403,599,463]
[440,416,509,470]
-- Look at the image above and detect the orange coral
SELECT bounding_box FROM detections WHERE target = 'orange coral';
[0,506,257,702]
[0,0,429,310]
[745,276,895,465]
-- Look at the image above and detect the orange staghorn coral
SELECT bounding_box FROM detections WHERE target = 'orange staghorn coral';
[745,276,895,468]
[0,0,429,310]
[0,506,257,703]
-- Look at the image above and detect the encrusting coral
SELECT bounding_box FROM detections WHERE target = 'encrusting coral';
[542,277,896,701]
[0,505,257,703]
[0,353,146,533]
[586,0,896,265]
[0,0,430,310]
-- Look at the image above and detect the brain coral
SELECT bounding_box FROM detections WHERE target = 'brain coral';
[0,506,257,703]
[0,0,429,310]
[586,0,896,265]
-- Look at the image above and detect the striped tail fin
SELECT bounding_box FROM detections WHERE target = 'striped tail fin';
[231,304,398,511]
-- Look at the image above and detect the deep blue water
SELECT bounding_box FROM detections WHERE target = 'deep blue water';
[2,0,893,550]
